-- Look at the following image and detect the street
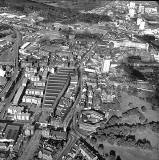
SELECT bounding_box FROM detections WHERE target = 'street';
[0,70,25,119]
[18,130,42,160]
[56,133,78,160]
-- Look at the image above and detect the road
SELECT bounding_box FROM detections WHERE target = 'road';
[0,29,23,119]
[0,29,22,99]
[56,38,100,159]
[79,41,98,65]
[56,133,78,160]
[18,130,41,160]
[0,70,25,119]
[63,68,82,129]
[56,68,82,160]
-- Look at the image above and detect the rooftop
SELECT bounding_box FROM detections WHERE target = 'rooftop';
[4,125,20,141]
[0,50,15,65]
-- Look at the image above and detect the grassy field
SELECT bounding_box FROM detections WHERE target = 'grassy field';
[90,137,159,160]
[120,92,159,123]
[135,128,159,149]
[103,142,159,160]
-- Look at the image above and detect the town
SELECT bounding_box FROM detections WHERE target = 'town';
[0,0,159,160]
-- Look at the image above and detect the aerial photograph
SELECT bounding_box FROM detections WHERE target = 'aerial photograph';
[0,0,159,160]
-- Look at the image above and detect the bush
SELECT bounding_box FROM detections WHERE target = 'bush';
[90,136,97,144]
[98,144,104,151]
[141,106,147,112]
[116,156,122,160]
[107,115,121,126]
[110,150,116,157]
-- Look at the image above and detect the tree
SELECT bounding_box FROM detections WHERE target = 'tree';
[98,144,104,151]
[96,127,104,135]
[90,136,97,144]
[141,105,147,112]
[116,155,122,160]
[107,137,115,145]
[97,134,107,142]
[110,150,116,157]
[104,153,109,159]
[109,150,116,160]
[107,115,120,126]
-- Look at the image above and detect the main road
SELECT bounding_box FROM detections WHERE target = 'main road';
[56,35,101,159]
[56,133,78,160]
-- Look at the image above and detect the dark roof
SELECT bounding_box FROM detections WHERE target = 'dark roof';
[0,123,6,133]
[4,125,20,141]
[43,148,52,156]
[0,50,15,65]
[50,130,67,140]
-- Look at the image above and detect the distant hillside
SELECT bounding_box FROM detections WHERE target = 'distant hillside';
[0,0,112,24]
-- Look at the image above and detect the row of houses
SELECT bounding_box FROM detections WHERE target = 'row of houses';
[63,139,99,160]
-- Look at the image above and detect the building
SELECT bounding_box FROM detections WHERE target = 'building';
[0,77,6,86]
[41,129,50,138]
[20,42,31,50]
[145,7,158,15]
[70,76,78,85]
[12,86,25,106]
[8,106,24,114]
[7,106,30,121]
[42,69,48,80]
[50,130,67,140]
[0,123,6,137]
[33,81,46,87]
[109,40,149,51]
[102,59,111,73]
[0,142,9,151]
[38,149,53,160]
[0,68,5,77]
[84,68,96,73]
[25,89,44,97]
[79,121,100,132]
[22,77,28,87]
[25,67,37,74]
[22,96,42,106]
[24,124,34,136]
[80,144,98,160]
[4,125,20,143]
[82,110,104,120]
[50,118,63,129]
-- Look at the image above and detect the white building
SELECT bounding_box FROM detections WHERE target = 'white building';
[20,42,31,50]
[22,96,41,106]
[102,59,111,73]
[33,81,46,87]
[25,89,44,97]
